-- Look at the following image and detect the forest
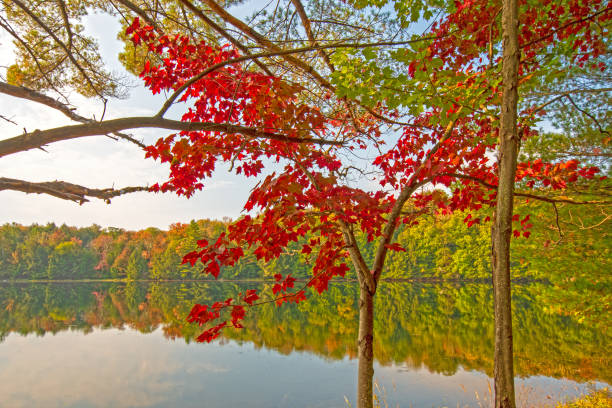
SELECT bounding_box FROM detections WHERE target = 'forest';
[1,199,609,330]
[1,202,609,282]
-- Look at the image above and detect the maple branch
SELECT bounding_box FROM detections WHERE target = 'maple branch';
[444,173,612,205]
[156,41,435,121]
[0,116,341,158]
[515,191,612,205]
[552,202,564,239]
[530,94,566,115]
[167,0,440,132]
[0,177,148,204]
[371,116,461,284]
[196,272,320,329]
[339,220,375,293]
[292,158,374,292]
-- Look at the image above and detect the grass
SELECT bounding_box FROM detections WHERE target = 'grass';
[344,383,610,408]
[556,388,611,408]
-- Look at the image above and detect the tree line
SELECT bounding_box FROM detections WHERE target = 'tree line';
[1,199,609,326]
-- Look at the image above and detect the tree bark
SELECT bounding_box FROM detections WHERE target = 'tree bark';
[357,283,375,408]
[492,0,519,407]
[0,116,340,158]
[0,177,147,204]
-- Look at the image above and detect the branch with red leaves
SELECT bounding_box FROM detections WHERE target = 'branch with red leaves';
[186,273,314,342]
[444,173,611,205]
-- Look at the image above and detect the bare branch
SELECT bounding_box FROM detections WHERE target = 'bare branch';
[195,0,333,89]
[0,177,148,204]
[552,202,563,239]
[0,114,17,125]
[310,19,375,34]
[0,81,89,123]
[290,0,335,72]
[113,0,162,31]
[56,0,74,49]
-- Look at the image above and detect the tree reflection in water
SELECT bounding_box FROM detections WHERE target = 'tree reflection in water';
[0,281,609,385]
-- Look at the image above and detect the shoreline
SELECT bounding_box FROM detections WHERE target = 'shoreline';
[0,277,546,284]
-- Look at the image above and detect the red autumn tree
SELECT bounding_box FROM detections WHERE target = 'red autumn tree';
[126,0,609,405]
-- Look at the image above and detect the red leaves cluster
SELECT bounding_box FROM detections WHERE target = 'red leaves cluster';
[273,273,296,295]
[127,18,327,197]
[272,273,307,306]
[424,0,610,73]
[512,214,534,238]
[187,289,259,341]
[517,159,600,189]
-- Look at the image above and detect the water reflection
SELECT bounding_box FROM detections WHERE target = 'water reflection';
[0,282,609,407]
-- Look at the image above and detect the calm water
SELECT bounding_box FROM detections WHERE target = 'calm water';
[0,282,609,408]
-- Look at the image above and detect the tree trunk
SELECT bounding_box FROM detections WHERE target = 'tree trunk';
[492,0,519,407]
[357,284,375,408]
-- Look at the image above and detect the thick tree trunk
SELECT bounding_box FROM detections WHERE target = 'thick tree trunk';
[357,284,375,408]
[492,0,519,407]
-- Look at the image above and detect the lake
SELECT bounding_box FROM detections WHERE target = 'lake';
[0,281,609,407]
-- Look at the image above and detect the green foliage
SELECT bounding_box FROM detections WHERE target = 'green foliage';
[47,240,96,280]
[556,388,611,408]
[3,0,123,98]
[126,247,147,280]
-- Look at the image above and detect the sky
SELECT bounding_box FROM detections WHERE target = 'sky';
[0,9,261,231]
